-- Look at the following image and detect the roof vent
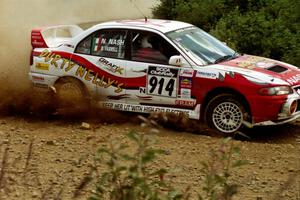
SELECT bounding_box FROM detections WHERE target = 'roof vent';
[267,65,288,73]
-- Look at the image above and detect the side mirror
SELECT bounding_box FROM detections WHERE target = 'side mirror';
[169,55,185,66]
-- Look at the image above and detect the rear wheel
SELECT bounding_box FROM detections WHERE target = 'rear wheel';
[54,78,90,115]
[205,94,246,134]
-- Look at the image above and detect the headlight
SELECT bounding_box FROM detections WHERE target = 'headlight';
[259,86,293,96]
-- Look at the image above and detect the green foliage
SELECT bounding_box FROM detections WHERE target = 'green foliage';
[153,0,227,31]
[211,0,300,66]
[88,131,184,200]
[153,0,300,66]
[152,0,177,20]
[88,127,247,200]
[198,137,248,200]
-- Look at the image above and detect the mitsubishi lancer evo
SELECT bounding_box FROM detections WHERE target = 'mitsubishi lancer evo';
[29,19,300,134]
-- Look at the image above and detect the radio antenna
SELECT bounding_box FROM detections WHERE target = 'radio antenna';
[130,0,148,21]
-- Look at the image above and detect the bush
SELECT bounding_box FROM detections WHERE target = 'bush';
[88,131,184,200]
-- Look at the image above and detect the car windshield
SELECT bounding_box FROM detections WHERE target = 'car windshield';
[167,27,237,65]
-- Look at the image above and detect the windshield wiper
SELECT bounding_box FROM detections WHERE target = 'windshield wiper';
[214,52,239,64]
[214,55,232,64]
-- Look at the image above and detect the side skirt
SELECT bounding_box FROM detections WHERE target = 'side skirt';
[94,101,201,120]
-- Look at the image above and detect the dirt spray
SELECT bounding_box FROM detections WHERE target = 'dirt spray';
[0,0,157,114]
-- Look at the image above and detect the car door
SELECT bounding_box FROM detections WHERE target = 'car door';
[125,30,196,108]
[73,29,128,102]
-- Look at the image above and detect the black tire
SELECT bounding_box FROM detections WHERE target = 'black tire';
[205,94,246,134]
[54,77,90,115]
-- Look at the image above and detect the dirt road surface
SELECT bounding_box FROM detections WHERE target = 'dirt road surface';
[0,111,299,200]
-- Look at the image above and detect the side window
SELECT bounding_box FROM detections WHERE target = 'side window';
[75,35,92,55]
[75,30,127,59]
[131,31,179,65]
[91,30,127,59]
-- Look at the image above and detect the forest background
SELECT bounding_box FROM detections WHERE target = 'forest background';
[153,0,300,66]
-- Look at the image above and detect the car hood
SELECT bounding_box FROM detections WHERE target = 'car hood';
[220,54,300,86]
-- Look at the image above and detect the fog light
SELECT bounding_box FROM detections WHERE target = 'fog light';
[290,100,298,114]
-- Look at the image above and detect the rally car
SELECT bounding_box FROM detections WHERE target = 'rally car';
[29,19,300,134]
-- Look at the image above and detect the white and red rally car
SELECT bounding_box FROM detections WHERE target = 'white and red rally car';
[29,19,300,134]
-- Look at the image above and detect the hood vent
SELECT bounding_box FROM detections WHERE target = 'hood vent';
[267,65,288,73]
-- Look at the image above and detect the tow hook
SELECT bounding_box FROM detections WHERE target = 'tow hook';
[242,120,253,128]
[242,112,253,128]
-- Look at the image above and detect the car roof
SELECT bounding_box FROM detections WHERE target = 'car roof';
[92,19,193,33]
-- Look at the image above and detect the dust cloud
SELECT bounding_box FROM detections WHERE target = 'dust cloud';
[0,0,158,114]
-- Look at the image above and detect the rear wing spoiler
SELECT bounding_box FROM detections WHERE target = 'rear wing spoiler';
[31,25,83,48]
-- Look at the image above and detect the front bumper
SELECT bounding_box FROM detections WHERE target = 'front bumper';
[254,111,300,126]
[254,92,300,126]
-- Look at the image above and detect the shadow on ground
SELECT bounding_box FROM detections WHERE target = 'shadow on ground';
[235,123,300,144]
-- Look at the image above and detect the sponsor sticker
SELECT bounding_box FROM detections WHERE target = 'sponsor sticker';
[99,57,124,75]
[32,75,45,82]
[180,69,194,77]
[196,71,218,79]
[139,87,146,94]
[35,62,49,70]
[175,99,196,107]
[148,66,178,77]
[33,83,48,88]
[180,77,192,89]
[180,88,191,98]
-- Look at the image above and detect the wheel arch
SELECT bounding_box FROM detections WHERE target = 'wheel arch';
[201,87,252,121]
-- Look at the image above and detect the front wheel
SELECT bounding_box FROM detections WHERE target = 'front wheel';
[205,94,246,134]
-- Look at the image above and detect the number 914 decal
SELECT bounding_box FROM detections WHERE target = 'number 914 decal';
[147,66,179,98]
